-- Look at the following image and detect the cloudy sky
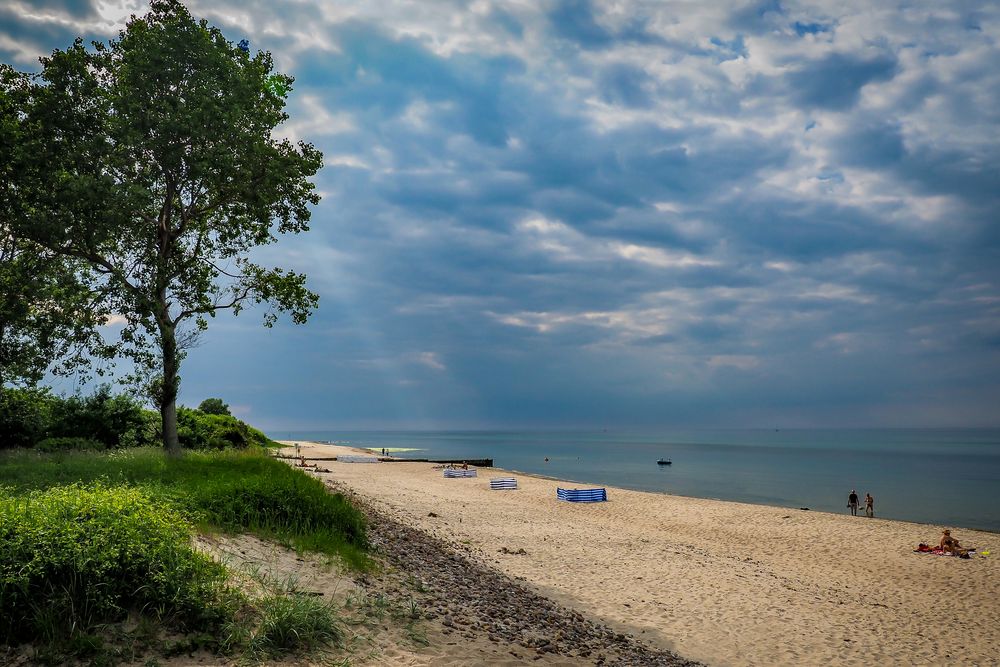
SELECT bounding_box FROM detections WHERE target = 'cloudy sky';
[4,0,999,430]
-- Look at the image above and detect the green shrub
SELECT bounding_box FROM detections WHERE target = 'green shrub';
[177,408,271,450]
[0,387,53,449]
[34,436,105,453]
[0,484,233,645]
[49,385,154,449]
[178,407,242,449]
[197,397,231,416]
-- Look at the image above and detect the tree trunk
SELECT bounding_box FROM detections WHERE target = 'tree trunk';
[159,321,182,457]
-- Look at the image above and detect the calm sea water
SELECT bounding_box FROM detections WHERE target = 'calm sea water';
[269,429,1000,532]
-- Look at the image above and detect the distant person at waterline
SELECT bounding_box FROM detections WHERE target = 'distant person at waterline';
[848,489,859,516]
[865,493,875,518]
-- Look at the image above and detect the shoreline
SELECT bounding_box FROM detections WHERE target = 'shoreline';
[300,440,998,534]
[281,440,999,666]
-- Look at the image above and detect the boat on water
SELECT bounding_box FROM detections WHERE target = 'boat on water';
[656,458,672,465]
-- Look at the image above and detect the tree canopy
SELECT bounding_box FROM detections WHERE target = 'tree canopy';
[1,68,110,388]
[5,0,323,455]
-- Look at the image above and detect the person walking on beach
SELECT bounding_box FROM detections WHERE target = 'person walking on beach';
[865,493,874,518]
[848,489,859,516]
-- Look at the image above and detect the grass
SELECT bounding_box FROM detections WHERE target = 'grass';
[241,593,343,660]
[0,447,370,664]
[0,446,369,568]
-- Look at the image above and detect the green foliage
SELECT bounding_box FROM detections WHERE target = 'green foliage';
[177,405,273,450]
[0,447,369,661]
[49,385,156,449]
[183,458,369,558]
[178,406,259,450]
[0,447,369,560]
[35,436,105,453]
[0,484,233,645]
[0,69,112,388]
[197,397,230,415]
[241,594,342,660]
[0,387,53,449]
[0,386,158,451]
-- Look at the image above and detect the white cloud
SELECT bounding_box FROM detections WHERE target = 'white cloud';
[414,351,446,371]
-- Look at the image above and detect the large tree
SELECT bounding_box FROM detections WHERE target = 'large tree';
[7,0,323,455]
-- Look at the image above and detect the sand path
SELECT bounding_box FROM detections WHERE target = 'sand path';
[282,442,998,666]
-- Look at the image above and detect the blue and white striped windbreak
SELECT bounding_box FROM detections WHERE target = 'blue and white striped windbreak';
[443,468,477,478]
[490,477,518,490]
[556,487,607,502]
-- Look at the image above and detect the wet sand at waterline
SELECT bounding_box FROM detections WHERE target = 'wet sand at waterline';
[280,441,999,666]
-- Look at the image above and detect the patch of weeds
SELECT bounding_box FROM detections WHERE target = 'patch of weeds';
[241,594,343,661]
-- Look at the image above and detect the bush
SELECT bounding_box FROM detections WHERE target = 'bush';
[197,397,231,416]
[0,387,53,449]
[35,436,105,453]
[48,385,155,449]
[177,408,271,450]
[0,483,233,645]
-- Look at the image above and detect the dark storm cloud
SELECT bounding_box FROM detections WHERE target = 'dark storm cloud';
[4,0,999,427]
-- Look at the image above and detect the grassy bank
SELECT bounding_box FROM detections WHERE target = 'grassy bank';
[0,446,368,664]
[0,446,368,563]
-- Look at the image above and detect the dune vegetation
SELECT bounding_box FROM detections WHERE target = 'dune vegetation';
[0,390,368,665]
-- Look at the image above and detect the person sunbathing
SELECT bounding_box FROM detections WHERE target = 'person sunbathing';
[940,529,964,555]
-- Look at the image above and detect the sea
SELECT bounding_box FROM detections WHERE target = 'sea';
[268,428,1000,532]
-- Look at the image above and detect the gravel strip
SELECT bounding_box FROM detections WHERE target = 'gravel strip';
[333,482,702,666]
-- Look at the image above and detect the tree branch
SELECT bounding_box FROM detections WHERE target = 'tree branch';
[173,283,254,326]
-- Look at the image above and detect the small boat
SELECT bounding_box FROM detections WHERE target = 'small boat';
[656,458,672,465]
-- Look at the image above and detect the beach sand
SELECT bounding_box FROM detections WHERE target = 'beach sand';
[281,441,998,667]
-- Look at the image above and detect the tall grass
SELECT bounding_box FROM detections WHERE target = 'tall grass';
[0,447,368,567]
[238,594,343,661]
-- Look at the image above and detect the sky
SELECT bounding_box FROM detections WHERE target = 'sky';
[3,0,999,430]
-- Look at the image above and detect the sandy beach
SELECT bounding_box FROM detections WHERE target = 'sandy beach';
[280,441,998,666]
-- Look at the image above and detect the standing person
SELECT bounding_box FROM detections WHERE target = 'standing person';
[848,489,859,516]
[865,493,874,518]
